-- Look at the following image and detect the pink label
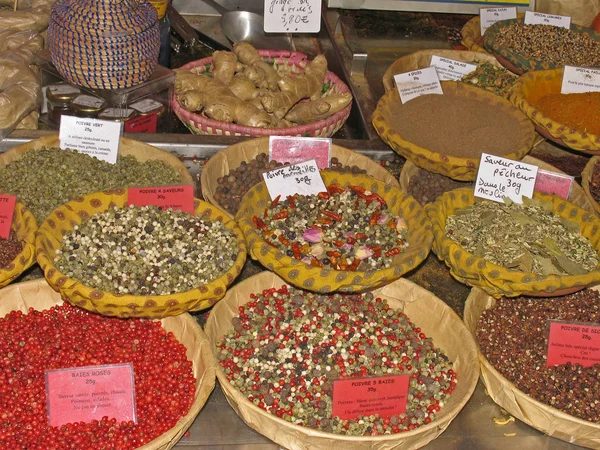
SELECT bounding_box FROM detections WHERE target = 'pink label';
[45,363,136,427]
[547,321,600,367]
[534,169,573,200]
[269,136,331,169]
[0,195,16,239]
[332,375,409,420]
[124,112,158,133]
[128,185,195,214]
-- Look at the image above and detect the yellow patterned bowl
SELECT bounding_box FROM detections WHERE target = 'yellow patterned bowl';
[426,188,600,298]
[509,68,600,154]
[235,171,433,293]
[35,190,247,318]
[372,81,535,181]
[460,17,488,53]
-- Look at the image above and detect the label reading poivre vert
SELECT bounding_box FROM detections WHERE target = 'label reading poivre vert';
[263,159,327,200]
[394,67,443,104]
[561,66,600,94]
[0,195,16,239]
[430,55,477,81]
[59,115,121,164]
[264,0,321,33]
[524,11,571,29]
[479,7,517,35]
[474,153,538,203]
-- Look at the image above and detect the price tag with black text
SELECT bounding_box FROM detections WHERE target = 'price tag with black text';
[263,159,326,200]
[524,11,571,29]
[264,0,321,33]
[394,67,443,104]
[59,115,121,164]
[480,7,517,35]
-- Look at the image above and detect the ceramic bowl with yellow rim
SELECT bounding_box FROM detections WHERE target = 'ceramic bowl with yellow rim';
[235,171,432,293]
[372,81,535,181]
[582,156,600,215]
[426,187,600,298]
[0,198,37,288]
[35,190,247,318]
[509,68,600,154]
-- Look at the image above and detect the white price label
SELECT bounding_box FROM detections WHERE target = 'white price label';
[561,66,600,94]
[59,116,122,164]
[48,84,80,96]
[430,56,477,81]
[262,159,327,200]
[264,0,321,33]
[474,153,538,203]
[524,11,571,29]
[480,7,517,35]
[393,67,443,104]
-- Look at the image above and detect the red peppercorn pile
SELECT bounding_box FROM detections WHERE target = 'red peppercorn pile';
[0,233,23,268]
[0,303,196,449]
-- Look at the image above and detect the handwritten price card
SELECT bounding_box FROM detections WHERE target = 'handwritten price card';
[547,321,600,367]
[480,7,517,35]
[474,153,538,203]
[269,136,331,169]
[0,195,16,239]
[394,67,443,104]
[264,0,321,33]
[561,66,600,94]
[533,169,573,200]
[430,55,477,81]
[128,185,195,214]
[524,11,571,29]
[59,115,122,164]
[332,375,410,420]
[45,363,137,427]
[263,159,326,200]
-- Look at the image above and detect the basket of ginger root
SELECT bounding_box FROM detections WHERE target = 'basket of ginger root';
[172,42,353,137]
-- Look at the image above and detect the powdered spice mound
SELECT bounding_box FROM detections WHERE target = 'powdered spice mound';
[533,92,600,136]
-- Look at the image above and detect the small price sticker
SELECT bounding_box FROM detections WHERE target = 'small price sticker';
[124,113,158,133]
[262,159,326,200]
[524,11,571,29]
[474,153,538,203]
[533,169,573,200]
[269,136,331,169]
[59,115,122,164]
[332,375,410,420]
[0,194,16,239]
[430,55,477,81]
[127,185,195,214]
[264,0,321,33]
[547,321,600,367]
[394,67,443,104]
[45,363,137,427]
[480,7,517,35]
[561,66,600,94]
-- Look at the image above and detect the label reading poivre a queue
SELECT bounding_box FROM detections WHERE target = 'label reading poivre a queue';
[394,67,443,104]
[430,55,477,81]
[59,115,121,164]
[474,153,538,203]
[479,7,517,35]
[263,159,327,200]
[127,185,195,214]
[524,11,571,29]
[561,66,600,94]
[0,194,16,239]
[546,321,600,367]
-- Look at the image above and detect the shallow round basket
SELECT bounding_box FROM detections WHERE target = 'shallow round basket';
[0,198,37,288]
[235,171,432,293]
[372,81,536,181]
[426,187,600,298]
[464,286,600,449]
[201,137,400,218]
[400,156,595,212]
[460,17,488,53]
[382,49,502,92]
[172,50,352,138]
[483,18,600,75]
[0,278,216,450]
[582,156,600,215]
[205,271,479,450]
[35,191,247,318]
[509,68,600,154]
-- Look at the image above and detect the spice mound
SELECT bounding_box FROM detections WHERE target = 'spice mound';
[55,205,239,296]
[408,169,470,205]
[532,92,600,136]
[0,303,195,449]
[0,147,182,223]
[590,162,600,204]
[460,62,517,97]
[445,198,599,276]
[0,233,23,269]
[217,285,456,435]
[477,289,600,422]
[494,23,600,67]
[252,184,409,270]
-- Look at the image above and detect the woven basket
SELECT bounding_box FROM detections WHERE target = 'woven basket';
[0,278,216,450]
[582,156,600,216]
[172,50,352,138]
[47,0,159,89]
[0,198,36,288]
[460,17,488,53]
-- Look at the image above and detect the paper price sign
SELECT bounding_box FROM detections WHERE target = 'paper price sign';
[480,7,517,35]
[128,185,195,214]
[474,153,538,203]
[332,375,410,420]
[547,321,600,367]
[394,67,443,104]
[0,195,16,239]
[524,11,571,29]
[59,115,122,164]
[269,136,331,169]
[264,0,321,33]
[561,66,600,94]
[533,169,573,200]
[263,159,326,200]
[45,363,136,427]
[430,55,477,81]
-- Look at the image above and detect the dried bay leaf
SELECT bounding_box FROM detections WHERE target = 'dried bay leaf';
[552,255,589,275]
[534,255,562,275]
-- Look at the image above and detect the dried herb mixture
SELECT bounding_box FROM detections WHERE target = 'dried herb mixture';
[460,62,516,97]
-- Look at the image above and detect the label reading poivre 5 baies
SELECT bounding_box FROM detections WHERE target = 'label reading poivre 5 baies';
[127,185,195,214]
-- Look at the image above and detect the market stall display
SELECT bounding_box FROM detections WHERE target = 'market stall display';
[0,198,36,288]
[460,17,487,54]
[205,271,479,450]
[582,156,600,215]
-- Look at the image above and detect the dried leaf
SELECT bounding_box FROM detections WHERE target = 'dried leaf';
[534,255,562,275]
[552,255,589,275]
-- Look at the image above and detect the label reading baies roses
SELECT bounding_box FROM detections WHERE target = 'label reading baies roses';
[474,153,538,203]
[127,185,195,214]
[0,195,16,239]
[264,0,321,33]
[263,159,327,200]
[561,66,600,94]
[546,321,600,367]
[430,55,477,81]
[45,363,136,427]
[269,136,331,169]
[332,375,410,420]
[524,11,571,29]
[479,7,517,35]
[59,115,121,164]
[533,169,574,200]
[394,67,443,104]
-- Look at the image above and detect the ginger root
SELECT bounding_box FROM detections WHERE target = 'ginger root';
[285,93,352,124]
[205,96,272,128]
[234,41,280,90]
[212,50,238,85]
[228,73,257,101]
